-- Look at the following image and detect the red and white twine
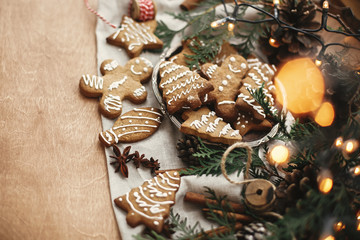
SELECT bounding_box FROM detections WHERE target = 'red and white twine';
[128,0,155,21]
[84,0,117,29]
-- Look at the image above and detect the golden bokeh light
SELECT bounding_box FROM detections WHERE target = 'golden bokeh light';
[269,37,280,48]
[335,137,343,148]
[275,58,325,114]
[344,139,359,153]
[273,0,280,5]
[318,170,333,194]
[357,222,360,231]
[355,166,360,176]
[269,145,290,164]
[333,221,345,232]
[228,22,235,31]
[322,235,335,240]
[315,59,322,67]
[314,102,335,127]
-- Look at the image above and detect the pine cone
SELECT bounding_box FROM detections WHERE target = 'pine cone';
[274,165,318,214]
[260,0,322,63]
[176,135,202,166]
[236,222,271,240]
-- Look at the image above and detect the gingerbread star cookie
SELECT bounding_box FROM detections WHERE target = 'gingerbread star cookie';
[159,60,213,114]
[180,107,242,145]
[236,58,277,120]
[169,38,238,67]
[114,170,181,233]
[233,111,272,136]
[99,107,163,147]
[201,54,249,122]
[79,57,153,119]
[107,16,163,58]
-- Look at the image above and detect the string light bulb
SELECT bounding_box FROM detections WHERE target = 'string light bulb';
[211,18,227,28]
[334,137,343,148]
[315,59,322,67]
[354,166,360,176]
[318,170,333,194]
[321,235,335,240]
[333,221,345,232]
[228,22,235,31]
[269,37,280,48]
[269,145,290,164]
[343,139,359,153]
[323,0,329,9]
[273,0,280,5]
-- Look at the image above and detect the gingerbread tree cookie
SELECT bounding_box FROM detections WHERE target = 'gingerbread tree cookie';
[106,16,163,58]
[180,107,242,145]
[99,107,163,147]
[114,170,181,233]
[159,60,213,114]
[201,54,249,122]
[79,57,153,119]
[236,59,277,120]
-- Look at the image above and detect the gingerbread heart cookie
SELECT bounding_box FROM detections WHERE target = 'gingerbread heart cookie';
[159,60,213,114]
[80,57,153,119]
[201,54,249,122]
[106,16,163,58]
[99,107,163,147]
[114,170,181,233]
[180,107,242,145]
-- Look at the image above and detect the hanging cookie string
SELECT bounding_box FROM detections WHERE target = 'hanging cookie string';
[84,0,117,28]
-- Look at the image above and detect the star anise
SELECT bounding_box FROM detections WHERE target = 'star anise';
[110,145,133,178]
[142,157,160,173]
[131,151,147,168]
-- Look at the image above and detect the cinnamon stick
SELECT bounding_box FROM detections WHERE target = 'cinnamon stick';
[195,223,243,239]
[184,192,245,213]
[202,208,253,223]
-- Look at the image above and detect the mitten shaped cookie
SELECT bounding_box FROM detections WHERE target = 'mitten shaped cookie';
[180,107,242,145]
[106,16,163,58]
[114,170,181,233]
[236,59,277,120]
[99,107,163,147]
[159,60,213,114]
[201,55,249,122]
[233,111,272,136]
[80,57,153,119]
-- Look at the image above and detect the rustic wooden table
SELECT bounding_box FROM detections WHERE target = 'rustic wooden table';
[0,0,120,239]
[0,0,359,239]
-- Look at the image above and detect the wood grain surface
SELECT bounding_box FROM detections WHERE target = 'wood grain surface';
[0,0,120,239]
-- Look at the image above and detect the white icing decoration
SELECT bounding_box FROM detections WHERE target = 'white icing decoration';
[130,65,142,75]
[222,80,228,86]
[219,123,232,137]
[121,116,162,123]
[203,94,208,103]
[117,130,151,138]
[143,67,148,72]
[82,74,103,90]
[133,86,146,97]
[160,70,191,88]
[167,83,205,106]
[125,192,163,220]
[159,173,180,187]
[190,111,216,129]
[230,57,236,62]
[145,121,149,124]
[218,86,224,92]
[134,108,162,116]
[135,59,140,64]
[119,197,122,201]
[226,75,231,80]
[206,118,222,133]
[228,64,241,73]
[230,130,240,137]
[165,171,180,181]
[154,177,177,191]
[108,76,127,91]
[206,65,218,78]
[165,75,200,95]
[218,100,235,105]
[241,63,247,69]
[103,60,119,71]
[135,127,138,130]
[133,192,165,214]
[104,94,122,112]
[237,93,266,118]
[113,16,157,51]
[160,64,184,78]
[154,221,159,226]
[100,128,119,144]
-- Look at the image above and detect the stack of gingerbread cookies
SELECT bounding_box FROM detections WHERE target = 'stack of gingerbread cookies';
[158,44,278,145]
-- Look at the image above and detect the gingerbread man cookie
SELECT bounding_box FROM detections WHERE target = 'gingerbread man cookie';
[233,111,272,136]
[114,170,181,233]
[180,107,242,145]
[106,16,163,58]
[170,39,238,67]
[201,54,249,122]
[80,57,153,119]
[236,58,277,120]
[159,60,213,114]
[99,107,163,147]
